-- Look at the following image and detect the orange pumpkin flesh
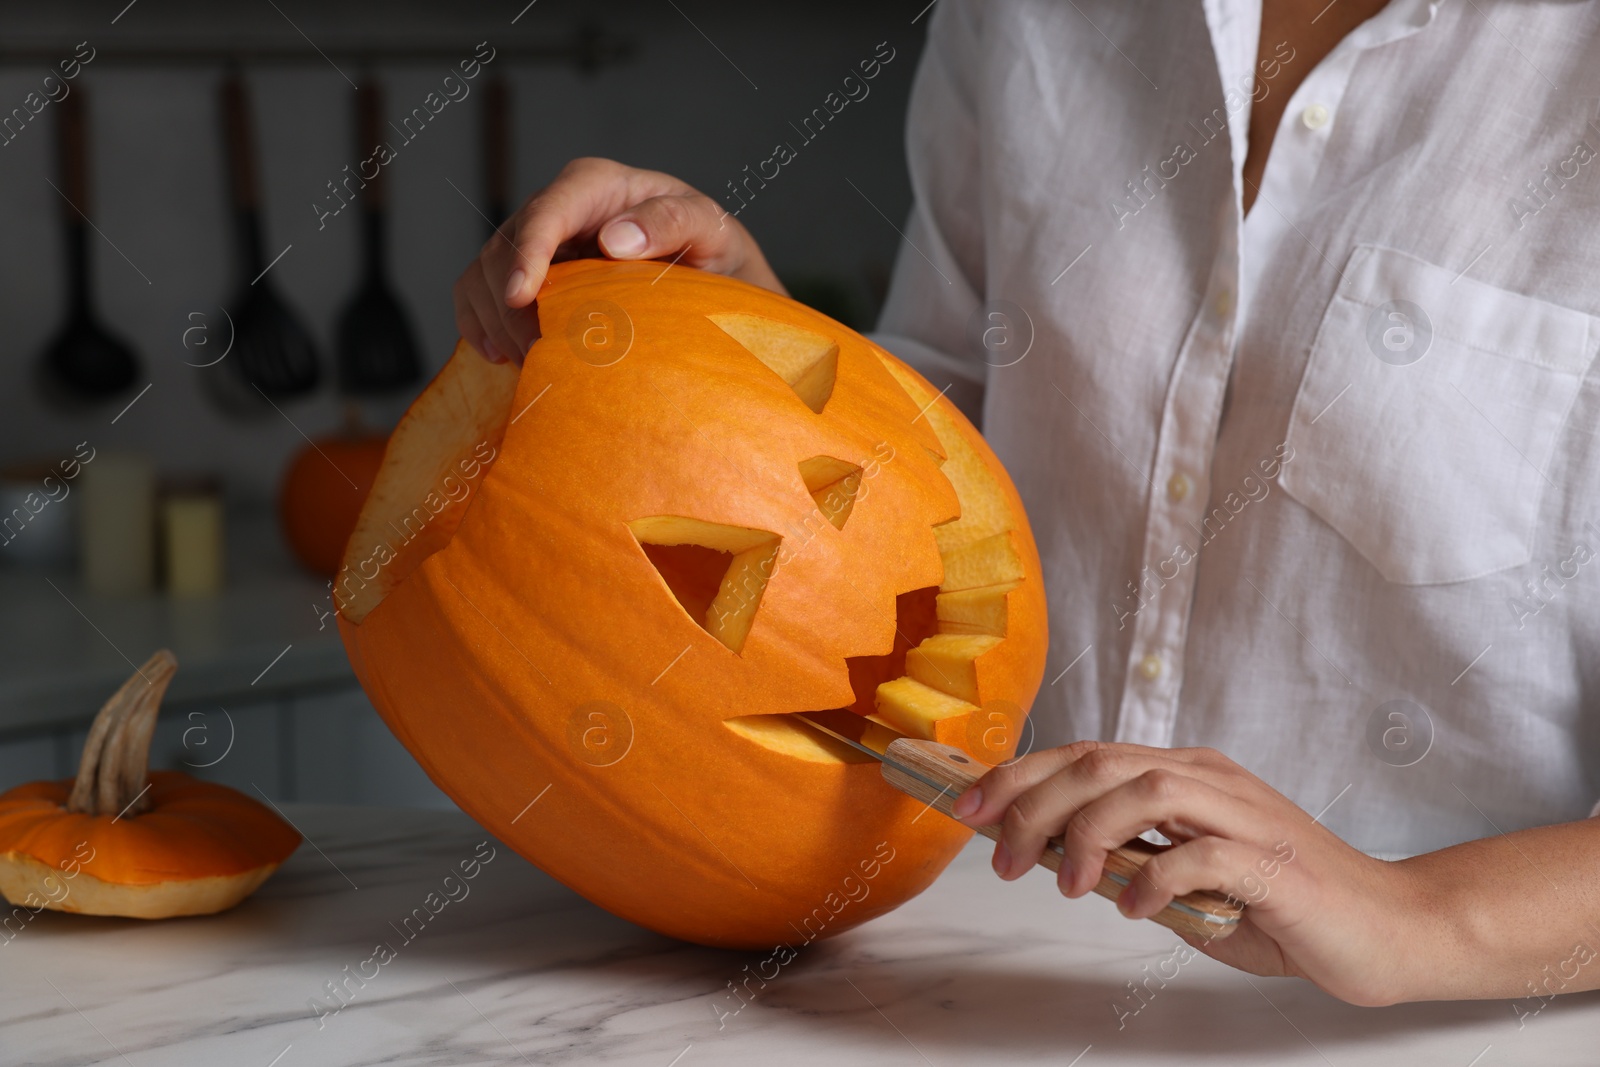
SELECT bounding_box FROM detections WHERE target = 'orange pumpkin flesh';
[279,431,389,576]
[336,260,1047,949]
[0,652,300,919]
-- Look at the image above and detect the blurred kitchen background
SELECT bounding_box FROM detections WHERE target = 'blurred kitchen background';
[0,0,927,805]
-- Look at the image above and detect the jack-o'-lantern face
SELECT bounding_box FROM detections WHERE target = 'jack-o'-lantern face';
[337,260,1047,949]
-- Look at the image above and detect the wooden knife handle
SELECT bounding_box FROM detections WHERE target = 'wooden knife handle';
[881,738,1243,941]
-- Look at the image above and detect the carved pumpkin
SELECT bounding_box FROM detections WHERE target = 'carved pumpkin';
[336,260,1047,948]
[279,428,389,576]
[0,651,300,919]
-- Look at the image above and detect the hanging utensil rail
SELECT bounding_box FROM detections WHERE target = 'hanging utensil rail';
[0,28,634,71]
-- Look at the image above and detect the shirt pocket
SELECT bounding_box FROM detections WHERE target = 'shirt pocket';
[1279,244,1598,586]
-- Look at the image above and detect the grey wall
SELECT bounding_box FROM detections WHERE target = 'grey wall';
[0,0,927,500]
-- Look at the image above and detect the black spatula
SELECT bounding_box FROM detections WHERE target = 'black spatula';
[208,74,321,411]
[335,80,421,396]
[37,84,140,406]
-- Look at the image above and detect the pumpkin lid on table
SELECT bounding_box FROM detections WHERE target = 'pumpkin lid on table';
[0,650,300,919]
[334,260,1048,949]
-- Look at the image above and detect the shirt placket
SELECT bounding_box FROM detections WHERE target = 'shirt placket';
[1111,0,1253,747]
[1113,242,1241,747]
[1113,0,1439,748]
[1239,0,1443,323]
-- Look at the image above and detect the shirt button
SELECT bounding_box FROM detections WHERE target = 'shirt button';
[1301,103,1331,130]
[1167,472,1190,502]
[1138,654,1163,681]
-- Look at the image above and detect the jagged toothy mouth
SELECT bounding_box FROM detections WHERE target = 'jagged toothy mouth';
[723,535,1025,767]
[720,350,1031,768]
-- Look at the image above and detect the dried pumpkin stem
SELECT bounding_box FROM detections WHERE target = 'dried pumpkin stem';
[65,650,179,817]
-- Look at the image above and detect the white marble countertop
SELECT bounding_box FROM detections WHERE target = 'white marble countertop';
[5,805,1596,1066]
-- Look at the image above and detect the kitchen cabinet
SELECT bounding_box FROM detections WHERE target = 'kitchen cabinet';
[0,508,450,808]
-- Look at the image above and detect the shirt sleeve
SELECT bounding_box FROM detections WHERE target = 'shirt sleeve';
[867,0,989,426]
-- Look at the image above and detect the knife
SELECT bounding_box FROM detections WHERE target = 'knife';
[795,713,1243,941]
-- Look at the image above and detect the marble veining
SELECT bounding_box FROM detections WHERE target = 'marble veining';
[4,805,1596,1066]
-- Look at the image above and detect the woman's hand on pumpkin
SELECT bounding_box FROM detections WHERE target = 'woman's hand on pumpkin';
[951,740,1434,1007]
[454,156,787,365]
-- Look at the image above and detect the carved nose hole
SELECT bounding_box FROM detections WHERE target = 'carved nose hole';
[798,456,863,531]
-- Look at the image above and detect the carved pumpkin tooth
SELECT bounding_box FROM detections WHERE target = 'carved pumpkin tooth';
[937,582,1021,638]
[939,530,1027,591]
[874,676,981,742]
[907,633,1003,705]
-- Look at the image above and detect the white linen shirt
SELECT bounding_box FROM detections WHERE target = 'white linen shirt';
[873,0,1600,858]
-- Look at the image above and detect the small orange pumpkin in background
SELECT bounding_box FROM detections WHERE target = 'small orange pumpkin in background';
[0,651,300,919]
[337,260,1047,948]
[278,421,389,576]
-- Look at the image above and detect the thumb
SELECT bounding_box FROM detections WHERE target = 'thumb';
[596,193,744,274]
[597,218,651,258]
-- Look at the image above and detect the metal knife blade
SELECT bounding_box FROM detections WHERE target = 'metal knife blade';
[793,712,954,798]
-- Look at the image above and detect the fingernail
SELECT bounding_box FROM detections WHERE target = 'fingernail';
[992,841,1012,878]
[952,786,982,819]
[1117,884,1139,916]
[503,269,527,302]
[482,340,508,363]
[601,219,647,257]
[1057,858,1075,896]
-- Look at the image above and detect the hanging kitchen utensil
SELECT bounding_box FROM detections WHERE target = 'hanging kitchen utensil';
[37,83,140,407]
[473,74,540,357]
[206,73,321,411]
[483,75,510,239]
[334,79,421,396]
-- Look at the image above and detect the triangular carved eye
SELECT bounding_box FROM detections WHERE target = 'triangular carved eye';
[709,313,838,413]
[629,516,781,653]
[798,456,863,531]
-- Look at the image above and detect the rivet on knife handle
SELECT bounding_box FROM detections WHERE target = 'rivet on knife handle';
[880,737,1244,941]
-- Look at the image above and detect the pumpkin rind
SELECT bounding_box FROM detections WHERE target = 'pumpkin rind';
[337,261,1048,948]
[0,772,301,882]
[0,773,301,920]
